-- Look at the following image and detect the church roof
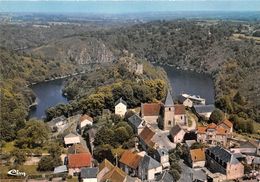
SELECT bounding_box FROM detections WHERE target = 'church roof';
[165,91,174,107]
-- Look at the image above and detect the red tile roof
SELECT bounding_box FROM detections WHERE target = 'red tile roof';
[68,153,92,168]
[207,123,217,129]
[174,104,186,115]
[119,150,142,169]
[197,126,207,134]
[141,103,161,116]
[219,119,233,129]
[139,126,156,148]
[101,166,126,182]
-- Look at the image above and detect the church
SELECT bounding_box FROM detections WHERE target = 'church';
[141,91,187,131]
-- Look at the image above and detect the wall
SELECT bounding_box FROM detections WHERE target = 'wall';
[115,103,127,117]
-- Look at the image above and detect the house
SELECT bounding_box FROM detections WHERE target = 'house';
[218,119,233,134]
[139,126,156,149]
[119,150,142,176]
[128,114,146,134]
[192,168,207,182]
[197,123,229,146]
[189,148,205,168]
[174,104,187,126]
[170,125,186,143]
[67,153,92,175]
[178,95,193,108]
[193,105,215,119]
[206,146,244,180]
[115,98,127,117]
[80,167,98,182]
[138,155,163,181]
[141,103,161,125]
[155,171,174,182]
[79,114,93,129]
[48,115,67,132]
[68,144,89,154]
[98,159,127,182]
[153,147,170,169]
[64,133,81,147]
[163,91,175,130]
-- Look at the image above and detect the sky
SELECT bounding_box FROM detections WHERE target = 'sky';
[0,0,259,13]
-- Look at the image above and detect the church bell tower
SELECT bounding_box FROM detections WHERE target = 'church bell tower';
[163,91,175,131]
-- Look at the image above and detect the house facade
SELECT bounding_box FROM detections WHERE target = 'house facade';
[138,155,163,181]
[67,153,92,175]
[64,133,81,147]
[141,103,161,125]
[119,150,142,177]
[115,98,127,117]
[174,104,187,126]
[170,125,186,143]
[197,123,229,146]
[79,114,93,129]
[153,148,170,169]
[206,146,244,180]
[189,148,206,168]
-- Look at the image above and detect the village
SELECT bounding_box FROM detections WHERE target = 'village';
[32,89,259,182]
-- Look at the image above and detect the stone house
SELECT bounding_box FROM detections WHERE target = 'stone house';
[138,155,163,181]
[206,146,244,180]
[141,103,161,125]
[189,148,206,168]
[174,104,187,126]
[138,126,156,150]
[119,150,142,177]
[115,98,127,117]
[170,124,186,143]
[128,114,146,134]
[79,114,93,129]
[64,133,81,147]
[193,105,215,120]
[153,147,170,169]
[67,153,92,175]
[197,123,229,146]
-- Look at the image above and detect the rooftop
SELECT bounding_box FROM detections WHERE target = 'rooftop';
[80,114,93,122]
[174,104,186,115]
[139,126,156,148]
[68,153,92,168]
[190,148,205,162]
[219,119,233,129]
[68,143,89,154]
[101,166,127,182]
[141,103,161,116]
[119,150,142,169]
[80,167,98,179]
[165,91,174,107]
[128,114,144,128]
[193,104,215,113]
[170,124,183,137]
[140,155,161,170]
[115,97,127,106]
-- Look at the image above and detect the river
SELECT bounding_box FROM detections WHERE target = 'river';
[29,66,214,119]
[28,79,68,119]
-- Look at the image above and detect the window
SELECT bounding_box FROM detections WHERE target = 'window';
[169,108,171,111]
[181,116,183,119]
[168,121,171,125]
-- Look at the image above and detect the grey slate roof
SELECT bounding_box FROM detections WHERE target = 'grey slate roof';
[155,171,174,182]
[128,114,143,128]
[207,146,240,164]
[193,104,215,113]
[170,125,183,137]
[192,169,207,182]
[53,165,67,174]
[115,97,127,106]
[178,95,188,103]
[80,167,98,179]
[165,91,174,107]
[140,155,161,170]
[156,147,168,157]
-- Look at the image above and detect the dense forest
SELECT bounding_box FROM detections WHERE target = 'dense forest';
[1,20,260,143]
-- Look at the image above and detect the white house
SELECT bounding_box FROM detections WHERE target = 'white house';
[189,148,206,168]
[115,98,127,117]
[138,155,163,181]
[174,104,187,126]
[170,125,186,143]
[80,167,98,182]
[79,114,93,129]
[64,133,81,147]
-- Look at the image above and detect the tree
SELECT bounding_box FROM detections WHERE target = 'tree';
[37,155,62,171]
[233,91,246,106]
[93,126,114,146]
[209,109,225,123]
[113,127,130,145]
[93,144,114,163]
[15,119,50,148]
[11,148,26,165]
[47,143,62,158]
[169,169,180,181]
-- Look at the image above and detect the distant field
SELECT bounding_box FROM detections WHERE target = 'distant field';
[232,33,260,44]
